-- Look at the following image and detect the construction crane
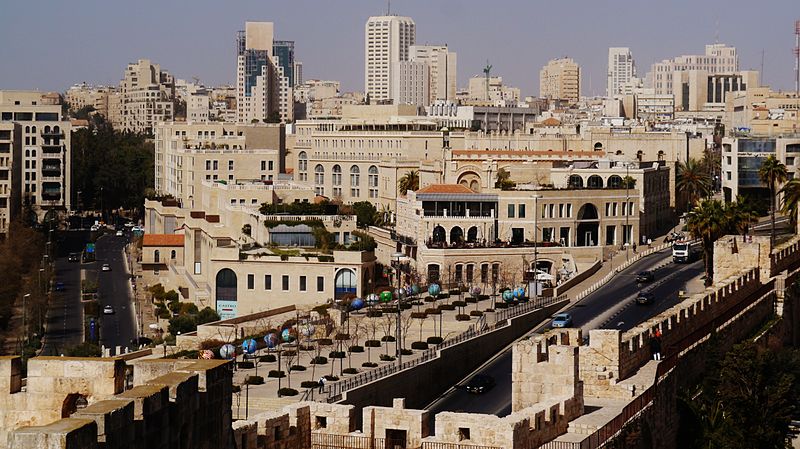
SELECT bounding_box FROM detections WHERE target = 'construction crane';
[483,61,492,101]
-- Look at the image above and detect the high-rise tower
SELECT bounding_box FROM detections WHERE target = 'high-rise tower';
[364,15,415,103]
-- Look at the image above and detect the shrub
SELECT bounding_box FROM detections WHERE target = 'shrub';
[301,380,320,388]
[342,367,359,375]
[381,335,396,342]
[196,307,221,324]
[425,308,441,315]
[329,351,346,359]
[426,336,443,345]
[278,388,298,396]
[348,345,364,353]
[66,342,101,357]
[362,362,378,368]
[290,365,306,372]
[267,370,286,378]
[365,340,381,347]
[317,338,333,346]
[410,312,427,319]
[456,314,471,321]
[245,375,264,385]
[168,314,197,335]
[237,361,254,369]
[438,304,456,311]
[465,297,478,304]
[259,354,276,363]
[411,341,428,350]
[366,310,383,317]
[199,339,225,350]
[379,354,396,362]
[424,296,436,303]
[452,300,467,307]
[311,356,328,365]
[323,375,339,381]
[469,311,484,317]
[400,349,413,355]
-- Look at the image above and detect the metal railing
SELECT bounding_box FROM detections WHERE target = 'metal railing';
[311,434,400,449]
[323,295,567,402]
[421,442,503,449]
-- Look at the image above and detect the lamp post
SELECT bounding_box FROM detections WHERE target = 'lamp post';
[532,194,541,305]
[625,164,630,261]
[22,293,30,348]
[392,252,404,364]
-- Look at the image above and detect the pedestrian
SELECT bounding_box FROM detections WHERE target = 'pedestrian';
[632,242,637,253]
[650,334,662,361]
[318,376,326,393]
[647,238,652,247]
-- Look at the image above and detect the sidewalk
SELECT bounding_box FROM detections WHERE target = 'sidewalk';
[125,243,157,340]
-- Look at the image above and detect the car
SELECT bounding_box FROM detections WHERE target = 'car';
[103,305,115,315]
[90,224,100,232]
[551,312,573,328]
[636,292,656,305]
[465,374,495,394]
[124,222,135,228]
[636,271,655,283]
[67,252,80,262]
[101,263,111,272]
[54,282,65,292]
[116,230,124,237]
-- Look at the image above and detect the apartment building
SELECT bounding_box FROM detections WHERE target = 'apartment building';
[64,83,115,117]
[0,91,71,223]
[391,61,429,106]
[409,45,457,104]
[364,15,416,102]
[721,136,800,203]
[647,44,738,96]
[607,48,636,97]
[237,22,277,124]
[726,87,800,136]
[539,58,581,104]
[154,122,285,208]
[0,122,20,233]
[116,59,175,134]
[465,76,521,104]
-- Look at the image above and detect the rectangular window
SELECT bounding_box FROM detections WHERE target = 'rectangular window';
[299,276,307,291]
[282,275,289,291]
[317,276,324,292]
[481,264,489,283]
[606,225,616,245]
[265,275,272,290]
[228,160,234,171]
[247,274,254,290]
[507,204,515,218]
[543,227,554,242]
[205,160,211,170]
[268,161,274,171]
[213,160,218,170]
[261,161,266,171]
[466,264,474,283]
[491,263,500,283]
[559,204,564,218]
[567,204,573,217]
[518,204,526,218]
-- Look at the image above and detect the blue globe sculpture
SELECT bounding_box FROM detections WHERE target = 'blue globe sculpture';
[428,283,441,297]
[411,284,420,295]
[350,298,365,311]
[264,333,279,349]
[241,338,257,354]
[502,290,515,302]
[220,344,236,359]
[281,328,296,342]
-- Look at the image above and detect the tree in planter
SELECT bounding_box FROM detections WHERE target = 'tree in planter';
[399,312,415,353]
[345,315,364,370]
[380,312,396,355]
[364,315,381,365]
[282,350,297,389]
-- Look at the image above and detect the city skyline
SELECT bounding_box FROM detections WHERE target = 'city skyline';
[1,0,799,97]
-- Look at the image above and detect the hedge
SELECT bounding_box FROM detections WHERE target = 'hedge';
[278,388,298,396]
[411,341,428,350]
[267,370,286,378]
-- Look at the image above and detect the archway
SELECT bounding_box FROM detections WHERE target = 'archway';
[568,175,584,188]
[593,142,604,151]
[61,393,88,418]
[335,268,357,301]
[607,175,623,188]
[457,171,481,193]
[587,175,603,189]
[450,226,464,245]
[432,226,446,244]
[467,226,479,243]
[215,268,238,319]
[576,204,599,247]
[427,264,440,283]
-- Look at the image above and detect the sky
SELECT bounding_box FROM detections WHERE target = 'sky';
[1,0,799,97]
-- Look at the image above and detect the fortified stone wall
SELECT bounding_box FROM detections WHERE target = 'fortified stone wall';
[713,234,771,281]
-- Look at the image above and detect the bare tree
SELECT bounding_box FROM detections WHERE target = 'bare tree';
[380,313,396,355]
[399,312,415,351]
[346,315,364,369]
[283,350,297,389]
[364,316,381,364]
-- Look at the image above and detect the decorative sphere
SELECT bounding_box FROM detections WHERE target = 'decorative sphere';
[470,286,482,296]
[301,324,316,337]
[241,338,257,354]
[264,333,279,349]
[200,349,214,360]
[380,291,393,303]
[281,328,296,342]
[411,284,420,295]
[513,287,524,298]
[350,298,365,311]
[220,344,236,359]
[502,290,515,302]
[366,293,379,305]
[428,283,441,297]
[394,288,406,299]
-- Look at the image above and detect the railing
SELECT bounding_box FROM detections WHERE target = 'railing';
[311,433,394,449]
[323,295,567,402]
[421,442,503,449]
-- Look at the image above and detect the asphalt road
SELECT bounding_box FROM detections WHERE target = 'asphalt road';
[95,233,137,352]
[426,247,703,418]
[41,230,89,356]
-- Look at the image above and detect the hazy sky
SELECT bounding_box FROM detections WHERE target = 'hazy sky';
[1,0,799,97]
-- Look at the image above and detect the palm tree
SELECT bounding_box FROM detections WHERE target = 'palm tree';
[398,170,419,196]
[780,178,800,227]
[676,158,712,210]
[687,199,726,283]
[758,155,788,246]
[724,195,758,235]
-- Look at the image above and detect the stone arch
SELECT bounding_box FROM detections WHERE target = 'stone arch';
[576,203,599,247]
[456,170,482,192]
[62,393,88,418]
[432,225,446,244]
[593,142,604,151]
[607,175,623,188]
[587,175,604,189]
[467,226,479,243]
[568,175,584,188]
[215,269,237,318]
[450,226,464,244]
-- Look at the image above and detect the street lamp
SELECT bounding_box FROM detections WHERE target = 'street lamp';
[22,293,30,347]
[392,252,404,364]
[532,194,541,305]
[625,164,630,261]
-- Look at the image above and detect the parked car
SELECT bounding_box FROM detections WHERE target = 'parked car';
[54,282,65,292]
[465,374,496,394]
[551,312,573,328]
[103,305,115,315]
[101,263,111,272]
[636,292,656,305]
[116,230,124,237]
[636,271,655,283]
[67,252,80,262]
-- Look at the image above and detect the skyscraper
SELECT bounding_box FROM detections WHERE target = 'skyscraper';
[410,45,457,104]
[646,44,738,95]
[539,57,581,104]
[364,15,416,103]
[607,47,636,97]
[273,40,295,86]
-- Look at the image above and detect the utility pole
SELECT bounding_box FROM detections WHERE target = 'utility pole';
[393,252,404,364]
[533,194,541,305]
[625,164,630,261]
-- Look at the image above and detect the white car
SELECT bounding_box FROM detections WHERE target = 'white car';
[101,263,111,272]
[116,230,124,237]
[103,305,115,315]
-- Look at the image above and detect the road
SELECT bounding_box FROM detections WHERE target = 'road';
[40,230,88,356]
[95,233,137,352]
[426,247,703,417]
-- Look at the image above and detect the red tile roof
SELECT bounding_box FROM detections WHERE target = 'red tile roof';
[142,234,184,247]
[415,184,475,194]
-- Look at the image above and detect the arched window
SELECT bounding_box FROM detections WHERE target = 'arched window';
[450,226,464,245]
[594,142,604,151]
[350,165,360,197]
[467,226,479,243]
[332,165,342,185]
[154,250,160,263]
[657,150,665,161]
[427,264,440,283]
[314,165,325,196]
[636,150,643,161]
[216,269,238,319]
[334,268,357,300]
[368,165,378,198]
[432,226,446,245]
[607,175,623,188]
[587,175,603,189]
[568,175,584,189]
[171,250,176,260]
[298,151,308,181]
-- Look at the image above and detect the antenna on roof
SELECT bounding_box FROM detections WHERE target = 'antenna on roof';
[387,0,391,15]
[715,19,719,44]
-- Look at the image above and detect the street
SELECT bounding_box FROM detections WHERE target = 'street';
[95,233,137,352]
[426,247,703,417]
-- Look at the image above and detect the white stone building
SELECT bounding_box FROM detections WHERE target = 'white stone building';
[364,15,416,103]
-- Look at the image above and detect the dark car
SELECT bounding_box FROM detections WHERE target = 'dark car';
[636,271,655,283]
[636,292,655,305]
[465,374,495,394]
[54,282,65,292]
[68,252,80,262]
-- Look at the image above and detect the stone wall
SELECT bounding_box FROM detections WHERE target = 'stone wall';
[512,329,582,411]
[363,398,430,447]
[713,234,771,282]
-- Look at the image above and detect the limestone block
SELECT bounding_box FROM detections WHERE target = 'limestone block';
[10,418,98,449]
[72,399,134,448]
[0,356,22,394]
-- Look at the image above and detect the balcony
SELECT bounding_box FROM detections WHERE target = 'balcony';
[41,130,64,138]
[42,144,62,154]
[42,191,61,201]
